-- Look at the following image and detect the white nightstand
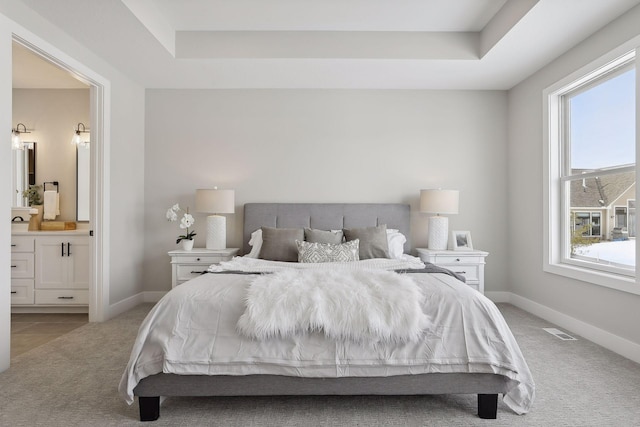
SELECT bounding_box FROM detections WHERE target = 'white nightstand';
[415,248,489,294]
[168,248,239,288]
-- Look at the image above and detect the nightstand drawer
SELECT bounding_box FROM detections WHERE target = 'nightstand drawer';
[444,264,479,282]
[169,248,239,288]
[433,254,485,264]
[172,255,224,264]
[176,265,210,281]
[416,248,488,294]
[11,280,34,305]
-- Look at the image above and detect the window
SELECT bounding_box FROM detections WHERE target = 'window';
[572,211,601,237]
[615,206,628,229]
[628,200,636,238]
[544,45,637,294]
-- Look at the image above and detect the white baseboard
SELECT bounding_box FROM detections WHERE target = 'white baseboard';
[493,292,640,365]
[484,291,511,303]
[143,291,167,303]
[107,291,168,319]
[107,293,144,319]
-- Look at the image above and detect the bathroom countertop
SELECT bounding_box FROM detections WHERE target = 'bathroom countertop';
[11,229,91,236]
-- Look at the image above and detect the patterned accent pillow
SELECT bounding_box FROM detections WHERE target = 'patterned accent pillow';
[296,239,360,263]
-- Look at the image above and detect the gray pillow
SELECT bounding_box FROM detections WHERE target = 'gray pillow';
[259,227,304,262]
[296,239,359,263]
[343,224,390,260]
[304,228,344,244]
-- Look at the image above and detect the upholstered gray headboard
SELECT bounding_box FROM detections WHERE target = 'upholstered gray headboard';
[242,203,410,255]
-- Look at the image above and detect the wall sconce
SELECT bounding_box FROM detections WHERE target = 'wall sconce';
[72,122,90,147]
[420,189,459,250]
[11,123,30,150]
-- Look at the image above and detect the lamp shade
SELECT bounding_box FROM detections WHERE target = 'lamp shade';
[195,188,235,214]
[419,189,459,215]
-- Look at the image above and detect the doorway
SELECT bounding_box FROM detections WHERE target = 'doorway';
[11,35,107,322]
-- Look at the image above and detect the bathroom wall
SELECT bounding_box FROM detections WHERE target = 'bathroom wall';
[12,88,90,221]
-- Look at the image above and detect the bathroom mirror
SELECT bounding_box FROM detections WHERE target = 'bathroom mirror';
[76,144,90,221]
[12,142,36,207]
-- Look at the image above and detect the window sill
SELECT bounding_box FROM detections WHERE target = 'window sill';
[544,262,639,295]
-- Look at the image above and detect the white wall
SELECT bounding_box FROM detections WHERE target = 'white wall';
[0,12,12,373]
[107,78,146,306]
[508,5,640,346]
[13,89,90,220]
[0,0,145,342]
[144,89,509,293]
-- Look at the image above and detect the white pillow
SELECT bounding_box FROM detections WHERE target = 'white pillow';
[245,229,263,258]
[246,227,406,259]
[386,229,406,259]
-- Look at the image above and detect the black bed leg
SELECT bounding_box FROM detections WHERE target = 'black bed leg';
[478,394,498,419]
[139,396,160,421]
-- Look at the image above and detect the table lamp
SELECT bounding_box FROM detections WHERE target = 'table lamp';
[420,189,459,250]
[195,187,235,249]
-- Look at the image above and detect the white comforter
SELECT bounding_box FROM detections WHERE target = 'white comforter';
[119,260,535,414]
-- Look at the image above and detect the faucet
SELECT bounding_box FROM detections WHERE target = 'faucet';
[12,216,24,222]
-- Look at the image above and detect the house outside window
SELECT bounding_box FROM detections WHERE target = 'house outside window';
[544,44,637,294]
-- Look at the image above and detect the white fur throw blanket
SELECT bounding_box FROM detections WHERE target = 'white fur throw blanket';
[237,269,428,343]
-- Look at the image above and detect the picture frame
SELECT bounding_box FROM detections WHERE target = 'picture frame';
[451,230,473,250]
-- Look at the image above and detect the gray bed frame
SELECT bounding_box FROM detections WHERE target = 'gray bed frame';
[134,203,508,421]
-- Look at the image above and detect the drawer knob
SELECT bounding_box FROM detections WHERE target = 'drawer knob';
[196,258,201,261]
[11,265,17,268]
[456,258,460,262]
[191,270,207,274]
[57,296,75,300]
[11,291,17,294]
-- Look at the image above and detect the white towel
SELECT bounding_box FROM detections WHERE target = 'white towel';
[43,190,59,220]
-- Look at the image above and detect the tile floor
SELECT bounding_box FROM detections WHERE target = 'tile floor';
[10,313,88,359]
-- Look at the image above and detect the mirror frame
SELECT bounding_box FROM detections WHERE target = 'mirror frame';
[76,143,90,221]
[13,142,36,207]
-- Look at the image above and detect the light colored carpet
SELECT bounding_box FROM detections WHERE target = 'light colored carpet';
[1,303,639,426]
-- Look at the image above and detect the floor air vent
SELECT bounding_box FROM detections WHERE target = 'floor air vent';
[543,328,577,340]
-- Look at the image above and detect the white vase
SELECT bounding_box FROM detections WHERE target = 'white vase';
[181,239,194,251]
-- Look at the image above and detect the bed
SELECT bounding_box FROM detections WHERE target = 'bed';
[120,203,534,421]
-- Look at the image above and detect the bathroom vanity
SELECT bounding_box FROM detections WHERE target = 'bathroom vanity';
[11,230,90,311]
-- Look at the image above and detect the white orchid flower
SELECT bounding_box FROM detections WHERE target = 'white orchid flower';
[167,203,197,244]
[180,213,194,229]
[166,208,178,222]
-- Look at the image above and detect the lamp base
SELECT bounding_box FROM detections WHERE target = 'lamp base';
[206,215,227,250]
[428,216,448,250]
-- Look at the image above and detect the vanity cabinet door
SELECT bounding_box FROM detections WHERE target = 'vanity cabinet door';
[66,237,90,289]
[35,236,89,290]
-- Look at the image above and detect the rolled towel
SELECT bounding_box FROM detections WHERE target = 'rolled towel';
[43,190,58,220]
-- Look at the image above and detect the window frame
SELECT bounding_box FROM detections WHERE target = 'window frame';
[543,41,639,295]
